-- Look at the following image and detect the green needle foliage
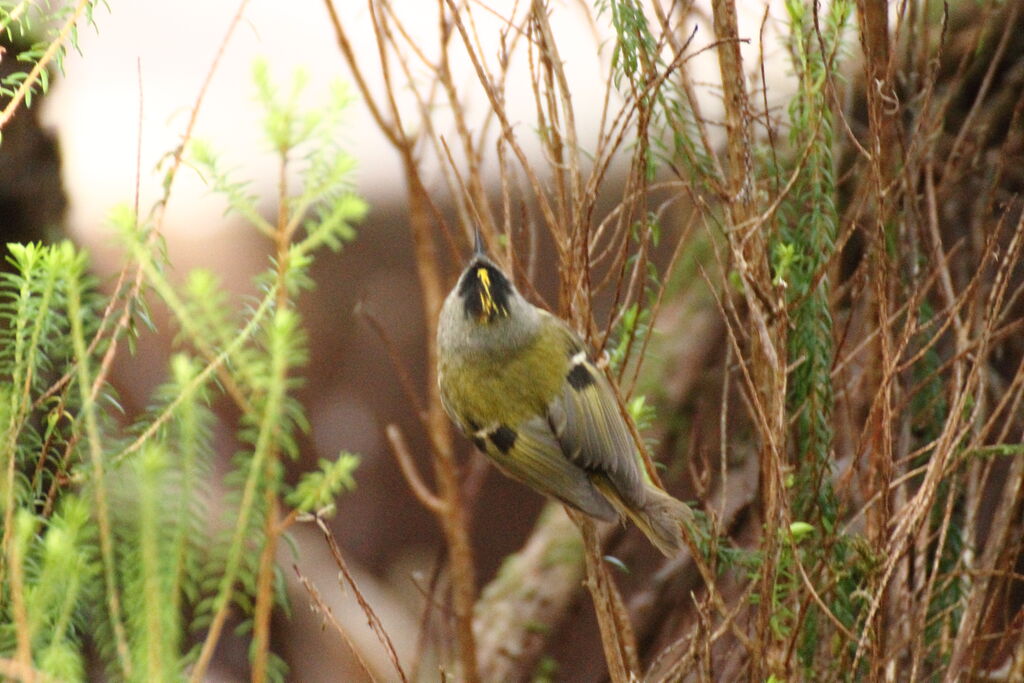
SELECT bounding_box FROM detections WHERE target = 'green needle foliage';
[779,0,848,529]
[911,301,964,670]
[597,0,715,182]
[775,0,858,674]
[0,0,109,148]
[0,59,365,681]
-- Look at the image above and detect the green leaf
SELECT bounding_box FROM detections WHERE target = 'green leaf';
[286,453,359,515]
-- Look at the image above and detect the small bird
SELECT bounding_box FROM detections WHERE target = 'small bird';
[436,230,692,556]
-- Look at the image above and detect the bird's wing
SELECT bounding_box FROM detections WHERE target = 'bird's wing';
[441,356,615,519]
[437,371,466,432]
[546,347,646,509]
[478,415,619,522]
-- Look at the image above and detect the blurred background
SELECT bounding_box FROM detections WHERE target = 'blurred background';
[8,0,1023,680]
[10,2,787,679]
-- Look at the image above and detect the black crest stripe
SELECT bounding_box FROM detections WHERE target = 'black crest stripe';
[457,261,512,321]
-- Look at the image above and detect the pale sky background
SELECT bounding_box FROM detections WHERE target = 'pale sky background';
[42,0,794,250]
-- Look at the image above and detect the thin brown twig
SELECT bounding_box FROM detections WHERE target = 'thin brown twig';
[293,564,381,682]
[322,4,480,677]
[0,0,92,130]
[251,484,280,683]
[357,305,429,418]
[575,512,635,683]
[313,515,410,683]
[386,424,445,513]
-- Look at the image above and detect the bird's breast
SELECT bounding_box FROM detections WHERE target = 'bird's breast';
[440,325,572,431]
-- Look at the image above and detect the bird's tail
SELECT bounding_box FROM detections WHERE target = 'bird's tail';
[631,485,693,557]
[595,478,693,557]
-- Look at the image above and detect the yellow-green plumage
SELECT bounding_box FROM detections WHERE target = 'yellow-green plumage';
[439,318,573,430]
[436,241,693,556]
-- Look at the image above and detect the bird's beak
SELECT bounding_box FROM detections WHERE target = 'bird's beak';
[473,226,486,258]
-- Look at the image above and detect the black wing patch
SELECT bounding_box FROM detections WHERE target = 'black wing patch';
[567,362,595,390]
[489,414,618,521]
[548,353,646,509]
[489,425,518,454]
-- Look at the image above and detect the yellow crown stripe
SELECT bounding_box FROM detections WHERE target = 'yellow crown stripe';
[476,267,508,319]
[477,267,496,317]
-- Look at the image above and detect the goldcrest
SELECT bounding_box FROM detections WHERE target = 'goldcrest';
[436,231,691,556]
